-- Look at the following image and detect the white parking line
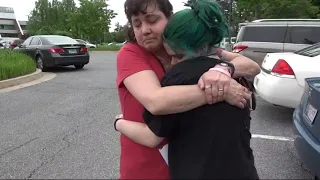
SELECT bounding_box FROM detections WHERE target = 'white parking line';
[252,134,294,142]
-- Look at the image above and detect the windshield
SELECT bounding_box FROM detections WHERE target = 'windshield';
[46,36,79,44]
[295,42,320,57]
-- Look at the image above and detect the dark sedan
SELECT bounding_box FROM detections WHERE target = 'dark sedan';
[14,35,90,71]
[293,77,320,179]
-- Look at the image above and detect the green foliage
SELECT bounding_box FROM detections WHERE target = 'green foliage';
[89,44,122,51]
[27,0,117,43]
[214,0,320,35]
[101,23,128,43]
[0,50,36,81]
[235,0,318,20]
[112,22,127,43]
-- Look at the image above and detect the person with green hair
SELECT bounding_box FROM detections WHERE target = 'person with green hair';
[163,0,229,58]
[115,0,259,179]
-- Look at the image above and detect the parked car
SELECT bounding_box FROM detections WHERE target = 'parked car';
[0,38,20,49]
[13,35,90,71]
[254,42,320,108]
[9,39,24,50]
[233,19,320,67]
[293,77,320,179]
[75,39,96,48]
[0,40,11,49]
[219,37,236,49]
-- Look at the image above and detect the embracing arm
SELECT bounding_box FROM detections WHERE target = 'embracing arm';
[124,71,207,115]
[118,45,209,116]
[118,44,248,116]
[218,49,260,78]
[116,119,163,148]
[115,108,177,148]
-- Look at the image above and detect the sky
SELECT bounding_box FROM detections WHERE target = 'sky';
[0,0,187,30]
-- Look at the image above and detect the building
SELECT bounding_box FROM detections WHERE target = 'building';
[0,6,28,39]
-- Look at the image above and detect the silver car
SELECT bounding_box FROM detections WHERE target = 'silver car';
[233,19,320,67]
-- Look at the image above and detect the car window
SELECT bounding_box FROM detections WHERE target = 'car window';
[45,36,79,44]
[237,26,287,43]
[295,42,320,57]
[23,37,33,45]
[289,26,320,45]
[77,39,86,44]
[30,38,41,45]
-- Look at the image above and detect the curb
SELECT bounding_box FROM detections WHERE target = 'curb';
[0,69,43,89]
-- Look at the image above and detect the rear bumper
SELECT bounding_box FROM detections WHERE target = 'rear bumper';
[48,54,89,67]
[254,71,303,108]
[293,108,320,176]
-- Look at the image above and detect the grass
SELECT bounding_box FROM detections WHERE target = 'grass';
[0,49,36,81]
[89,44,122,51]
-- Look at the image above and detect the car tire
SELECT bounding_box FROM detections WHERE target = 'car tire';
[74,64,85,70]
[315,176,319,180]
[36,55,46,71]
[90,46,95,48]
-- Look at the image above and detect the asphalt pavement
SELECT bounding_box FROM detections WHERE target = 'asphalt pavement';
[0,51,314,179]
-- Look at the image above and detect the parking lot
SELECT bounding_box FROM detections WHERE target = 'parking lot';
[0,51,314,179]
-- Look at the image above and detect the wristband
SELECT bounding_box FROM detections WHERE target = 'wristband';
[114,117,122,131]
[209,67,231,77]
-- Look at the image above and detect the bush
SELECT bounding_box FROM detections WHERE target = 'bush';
[89,44,122,51]
[0,49,36,81]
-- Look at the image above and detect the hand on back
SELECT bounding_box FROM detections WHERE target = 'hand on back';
[198,69,251,109]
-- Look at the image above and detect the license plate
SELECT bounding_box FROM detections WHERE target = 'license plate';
[305,102,318,124]
[68,49,77,54]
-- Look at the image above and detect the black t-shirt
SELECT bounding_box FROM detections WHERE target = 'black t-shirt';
[143,56,259,179]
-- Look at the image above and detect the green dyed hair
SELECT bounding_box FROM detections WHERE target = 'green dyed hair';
[163,0,228,56]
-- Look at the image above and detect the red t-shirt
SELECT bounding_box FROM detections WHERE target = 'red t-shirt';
[116,43,169,179]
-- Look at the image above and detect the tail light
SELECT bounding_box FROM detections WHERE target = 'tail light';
[233,45,248,53]
[80,47,88,52]
[10,41,17,46]
[49,48,64,53]
[271,59,295,76]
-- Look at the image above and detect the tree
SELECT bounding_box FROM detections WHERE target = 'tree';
[311,0,320,6]
[113,22,127,43]
[311,0,320,17]
[235,0,319,20]
[230,0,319,34]
[27,0,117,43]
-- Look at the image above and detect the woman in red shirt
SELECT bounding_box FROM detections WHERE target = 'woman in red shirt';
[117,0,260,179]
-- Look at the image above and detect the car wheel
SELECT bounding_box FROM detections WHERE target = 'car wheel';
[36,55,46,71]
[74,64,84,70]
[90,46,95,48]
[315,176,319,180]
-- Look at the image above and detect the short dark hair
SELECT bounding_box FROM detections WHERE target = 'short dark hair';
[124,0,173,42]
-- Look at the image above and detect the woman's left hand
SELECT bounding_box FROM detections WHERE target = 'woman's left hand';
[198,69,231,104]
